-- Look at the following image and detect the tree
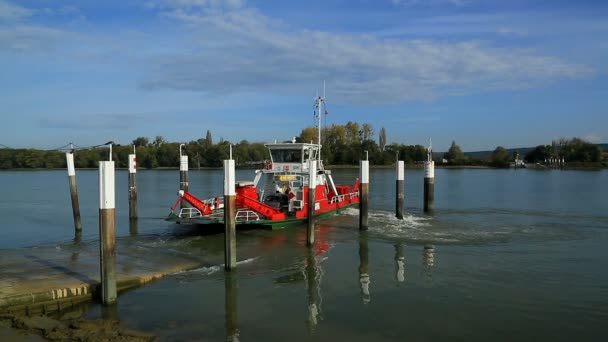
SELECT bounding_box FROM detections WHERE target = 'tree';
[299,127,317,144]
[153,136,165,146]
[379,127,387,151]
[132,137,149,147]
[444,141,465,164]
[205,130,213,149]
[525,145,551,162]
[362,123,373,141]
[490,146,510,167]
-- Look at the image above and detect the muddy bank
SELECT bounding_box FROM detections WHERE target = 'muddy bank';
[0,313,155,341]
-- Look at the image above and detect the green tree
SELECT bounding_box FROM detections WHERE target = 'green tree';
[490,146,510,167]
[205,130,213,149]
[378,127,387,151]
[132,137,149,147]
[444,141,465,164]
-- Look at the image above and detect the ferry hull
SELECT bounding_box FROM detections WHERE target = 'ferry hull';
[166,202,358,230]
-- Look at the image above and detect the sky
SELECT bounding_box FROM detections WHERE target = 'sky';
[1,0,607,152]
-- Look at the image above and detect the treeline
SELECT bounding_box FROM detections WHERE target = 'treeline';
[524,138,603,165]
[0,134,268,169]
[0,125,605,169]
[443,138,605,167]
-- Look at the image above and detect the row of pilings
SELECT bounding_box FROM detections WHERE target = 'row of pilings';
[63,146,436,306]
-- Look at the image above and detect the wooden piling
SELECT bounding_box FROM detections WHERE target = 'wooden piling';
[180,154,189,208]
[359,159,369,230]
[128,153,138,219]
[224,159,236,271]
[99,161,117,305]
[307,159,317,246]
[396,160,404,219]
[65,152,82,237]
[423,160,435,213]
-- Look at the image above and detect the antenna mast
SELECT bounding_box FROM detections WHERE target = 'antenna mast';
[315,81,326,161]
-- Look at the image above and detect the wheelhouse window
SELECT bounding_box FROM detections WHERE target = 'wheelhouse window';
[271,149,302,163]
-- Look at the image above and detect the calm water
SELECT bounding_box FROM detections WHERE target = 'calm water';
[1,168,608,341]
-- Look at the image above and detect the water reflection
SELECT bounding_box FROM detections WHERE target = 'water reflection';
[422,245,436,283]
[359,236,371,304]
[225,272,239,342]
[129,219,138,236]
[305,247,323,331]
[394,244,405,284]
[101,303,118,320]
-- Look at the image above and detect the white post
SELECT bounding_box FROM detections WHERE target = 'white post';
[224,159,236,270]
[396,160,404,219]
[128,152,137,219]
[66,151,82,236]
[423,160,435,212]
[359,159,369,230]
[99,161,116,305]
[307,159,317,246]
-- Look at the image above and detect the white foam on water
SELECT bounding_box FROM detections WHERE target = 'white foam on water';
[182,257,258,276]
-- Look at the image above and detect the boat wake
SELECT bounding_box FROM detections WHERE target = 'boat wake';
[336,207,592,245]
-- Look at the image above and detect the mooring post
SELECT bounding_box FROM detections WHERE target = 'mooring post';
[179,144,189,208]
[99,160,117,305]
[224,272,239,342]
[128,148,138,220]
[359,153,369,231]
[423,143,435,213]
[396,160,404,219]
[66,150,82,238]
[307,159,317,246]
[224,154,237,271]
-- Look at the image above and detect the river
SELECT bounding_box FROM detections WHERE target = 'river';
[1,168,607,341]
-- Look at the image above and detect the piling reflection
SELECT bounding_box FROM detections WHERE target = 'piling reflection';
[101,303,118,320]
[358,236,371,304]
[129,219,138,236]
[422,245,436,283]
[225,272,239,342]
[394,244,405,284]
[305,247,323,332]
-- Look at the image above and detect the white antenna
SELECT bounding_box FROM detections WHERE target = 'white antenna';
[314,81,325,162]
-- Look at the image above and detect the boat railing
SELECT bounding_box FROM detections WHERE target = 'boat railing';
[329,191,359,204]
[179,207,203,218]
[236,210,261,222]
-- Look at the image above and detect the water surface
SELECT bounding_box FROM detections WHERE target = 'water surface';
[1,168,607,341]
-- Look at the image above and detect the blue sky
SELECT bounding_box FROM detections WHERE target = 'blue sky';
[1,0,606,151]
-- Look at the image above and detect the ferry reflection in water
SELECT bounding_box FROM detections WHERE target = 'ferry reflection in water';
[394,244,405,284]
[358,235,370,304]
[224,272,239,342]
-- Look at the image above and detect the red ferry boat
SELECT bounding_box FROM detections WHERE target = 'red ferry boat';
[167,96,361,229]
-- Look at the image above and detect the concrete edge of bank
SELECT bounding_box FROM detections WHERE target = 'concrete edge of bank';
[0,265,202,315]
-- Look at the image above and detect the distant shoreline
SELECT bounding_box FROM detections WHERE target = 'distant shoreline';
[1,165,605,171]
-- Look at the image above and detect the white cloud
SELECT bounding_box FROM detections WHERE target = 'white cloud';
[583,134,602,143]
[0,0,31,21]
[0,25,68,52]
[141,3,593,103]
